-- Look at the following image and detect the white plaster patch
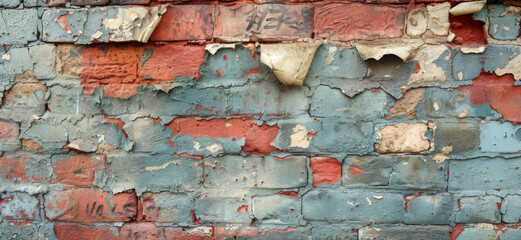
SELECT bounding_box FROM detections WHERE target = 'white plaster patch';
[206,143,223,153]
[2,53,10,61]
[290,124,310,148]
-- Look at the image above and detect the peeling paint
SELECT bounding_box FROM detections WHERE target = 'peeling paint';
[354,39,424,61]
[450,1,486,16]
[103,5,167,43]
[260,43,321,86]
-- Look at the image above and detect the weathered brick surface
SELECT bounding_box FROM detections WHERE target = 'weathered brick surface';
[3,1,521,238]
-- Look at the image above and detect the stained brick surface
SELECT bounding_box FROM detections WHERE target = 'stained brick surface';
[2,0,521,239]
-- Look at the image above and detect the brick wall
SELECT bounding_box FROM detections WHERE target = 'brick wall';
[1,0,521,239]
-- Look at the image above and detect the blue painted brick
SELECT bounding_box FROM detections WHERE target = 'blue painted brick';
[106,153,203,195]
[47,85,102,116]
[227,80,310,116]
[140,192,193,224]
[273,118,374,154]
[0,10,38,45]
[312,225,357,240]
[342,155,393,186]
[404,193,453,224]
[390,156,447,190]
[307,44,367,80]
[502,195,521,223]
[359,226,450,240]
[419,88,500,119]
[302,190,404,224]
[480,121,521,153]
[171,135,244,157]
[455,227,500,240]
[252,194,302,225]
[23,123,68,150]
[310,86,393,119]
[203,156,307,189]
[195,194,252,224]
[488,5,521,40]
[0,192,40,222]
[124,118,173,154]
[433,120,481,157]
[42,9,87,43]
[449,158,521,192]
[456,196,501,223]
[198,45,266,88]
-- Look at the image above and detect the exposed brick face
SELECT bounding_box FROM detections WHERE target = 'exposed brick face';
[3,1,521,239]
[314,3,406,41]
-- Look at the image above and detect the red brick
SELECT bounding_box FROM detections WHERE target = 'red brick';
[159,227,213,240]
[450,14,487,45]
[52,155,106,186]
[112,0,150,4]
[167,117,279,155]
[45,188,137,223]
[0,155,30,182]
[137,43,206,81]
[71,0,108,5]
[80,43,205,98]
[214,4,313,41]
[53,223,119,240]
[458,72,521,124]
[0,121,19,139]
[81,45,139,86]
[314,3,405,41]
[119,222,158,240]
[310,157,341,187]
[151,5,214,41]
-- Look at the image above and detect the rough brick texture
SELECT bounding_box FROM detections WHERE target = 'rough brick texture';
[2,0,521,239]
